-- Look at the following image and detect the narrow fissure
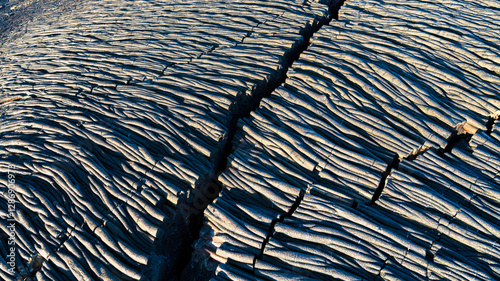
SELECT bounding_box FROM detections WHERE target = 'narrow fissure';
[171,1,347,280]
[370,142,431,205]
[369,154,400,205]
[253,189,306,273]
[370,118,491,205]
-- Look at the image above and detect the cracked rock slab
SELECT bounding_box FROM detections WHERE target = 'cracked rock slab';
[0,0,335,280]
[195,0,500,280]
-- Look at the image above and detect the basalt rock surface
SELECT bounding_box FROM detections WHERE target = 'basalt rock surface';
[1,0,500,280]
[192,0,500,280]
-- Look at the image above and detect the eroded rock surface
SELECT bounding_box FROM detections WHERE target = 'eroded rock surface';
[0,1,338,280]
[193,0,500,280]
